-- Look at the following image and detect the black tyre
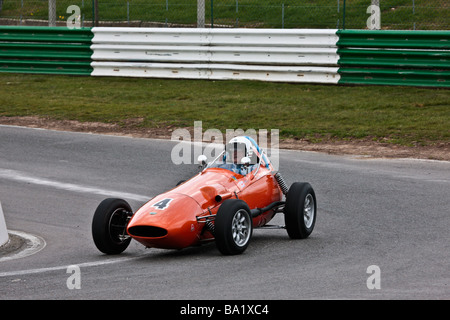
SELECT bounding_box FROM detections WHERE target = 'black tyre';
[92,198,132,254]
[284,182,316,239]
[215,199,253,255]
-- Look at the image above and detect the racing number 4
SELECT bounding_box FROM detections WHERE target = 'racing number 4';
[151,198,173,210]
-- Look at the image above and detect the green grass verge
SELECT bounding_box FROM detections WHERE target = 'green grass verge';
[0,73,449,146]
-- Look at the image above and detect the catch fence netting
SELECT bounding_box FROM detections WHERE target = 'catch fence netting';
[0,1,448,29]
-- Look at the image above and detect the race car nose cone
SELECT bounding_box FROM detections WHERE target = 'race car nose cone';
[126,193,202,249]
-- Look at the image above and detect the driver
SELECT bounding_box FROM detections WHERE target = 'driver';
[220,139,253,175]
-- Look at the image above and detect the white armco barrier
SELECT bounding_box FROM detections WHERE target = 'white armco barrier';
[0,202,8,247]
[91,28,340,83]
[91,62,340,83]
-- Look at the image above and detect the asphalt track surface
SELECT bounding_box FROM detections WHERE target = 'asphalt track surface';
[0,125,449,300]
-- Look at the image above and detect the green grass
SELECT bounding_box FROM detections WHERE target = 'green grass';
[0,0,448,29]
[0,73,449,146]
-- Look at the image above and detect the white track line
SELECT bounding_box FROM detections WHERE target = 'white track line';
[0,255,143,277]
[0,168,150,202]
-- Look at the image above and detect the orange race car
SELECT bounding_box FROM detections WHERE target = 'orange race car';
[92,136,317,255]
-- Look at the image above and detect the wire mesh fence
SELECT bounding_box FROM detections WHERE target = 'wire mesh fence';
[0,1,448,30]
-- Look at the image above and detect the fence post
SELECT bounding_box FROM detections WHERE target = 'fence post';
[211,0,214,28]
[127,2,130,26]
[94,0,99,27]
[342,0,346,29]
[198,0,205,28]
[49,0,56,26]
[235,0,239,27]
[165,0,168,27]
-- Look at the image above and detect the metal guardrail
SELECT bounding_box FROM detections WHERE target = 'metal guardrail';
[90,27,340,83]
[337,30,450,49]
[0,26,93,75]
[337,30,450,87]
[0,26,448,87]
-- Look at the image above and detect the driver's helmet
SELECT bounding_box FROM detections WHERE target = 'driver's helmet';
[224,136,255,165]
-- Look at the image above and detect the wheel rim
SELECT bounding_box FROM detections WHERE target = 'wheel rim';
[108,208,130,244]
[303,194,315,229]
[232,209,251,247]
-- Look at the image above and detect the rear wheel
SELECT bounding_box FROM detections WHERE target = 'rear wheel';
[284,182,316,239]
[92,198,132,254]
[215,199,253,255]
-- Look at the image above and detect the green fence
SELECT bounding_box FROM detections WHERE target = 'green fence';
[337,30,450,87]
[0,26,93,75]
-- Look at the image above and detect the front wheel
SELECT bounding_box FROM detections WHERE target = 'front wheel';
[215,199,253,255]
[284,182,317,239]
[92,198,133,254]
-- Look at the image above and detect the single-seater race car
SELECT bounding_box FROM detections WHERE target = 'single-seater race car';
[92,136,317,255]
